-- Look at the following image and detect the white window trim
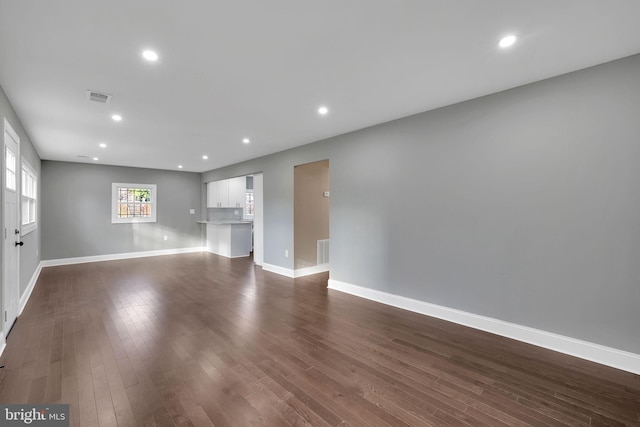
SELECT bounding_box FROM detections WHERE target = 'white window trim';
[21,157,37,235]
[111,183,157,224]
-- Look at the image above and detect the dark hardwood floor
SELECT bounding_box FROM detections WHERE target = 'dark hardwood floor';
[0,253,638,426]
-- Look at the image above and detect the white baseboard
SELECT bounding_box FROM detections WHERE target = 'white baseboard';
[19,262,43,314]
[293,264,329,278]
[262,263,330,279]
[41,247,205,267]
[205,249,251,259]
[327,279,640,375]
[2,262,43,358]
[262,263,295,278]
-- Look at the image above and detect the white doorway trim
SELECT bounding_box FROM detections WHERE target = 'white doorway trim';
[253,173,264,266]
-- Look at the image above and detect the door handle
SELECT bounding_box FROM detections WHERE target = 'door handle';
[15,241,23,247]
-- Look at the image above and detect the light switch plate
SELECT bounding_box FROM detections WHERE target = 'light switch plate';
[189,209,195,214]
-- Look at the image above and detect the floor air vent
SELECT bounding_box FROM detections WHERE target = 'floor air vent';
[317,239,329,265]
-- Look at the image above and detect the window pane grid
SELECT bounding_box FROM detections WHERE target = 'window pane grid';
[116,187,154,218]
[21,197,36,225]
[112,183,156,223]
[22,167,36,198]
[21,160,37,228]
[246,191,254,215]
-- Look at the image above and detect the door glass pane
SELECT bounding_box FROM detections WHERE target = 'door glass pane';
[5,146,16,191]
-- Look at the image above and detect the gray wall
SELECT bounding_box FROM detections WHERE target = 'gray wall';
[42,161,202,259]
[203,53,640,354]
[0,84,41,300]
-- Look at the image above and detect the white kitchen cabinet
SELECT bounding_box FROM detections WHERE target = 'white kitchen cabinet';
[207,182,217,207]
[207,177,245,208]
[207,180,229,207]
[216,180,229,207]
[228,176,246,208]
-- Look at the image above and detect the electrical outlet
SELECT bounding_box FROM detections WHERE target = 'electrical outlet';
[285,250,289,258]
[163,235,168,241]
[189,209,195,214]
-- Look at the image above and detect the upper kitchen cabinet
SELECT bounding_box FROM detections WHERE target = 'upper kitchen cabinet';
[207,176,246,208]
[228,176,246,208]
[207,181,216,208]
[207,180,228,208]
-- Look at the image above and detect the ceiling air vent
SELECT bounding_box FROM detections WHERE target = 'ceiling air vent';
[86,90,112,104]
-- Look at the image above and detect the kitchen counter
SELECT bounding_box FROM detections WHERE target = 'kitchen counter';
[201,221,252,258]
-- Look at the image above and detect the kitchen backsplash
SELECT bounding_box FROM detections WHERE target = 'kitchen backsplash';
[208,207,243,221]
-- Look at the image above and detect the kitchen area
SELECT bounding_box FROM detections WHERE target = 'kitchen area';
[199,175,255,258]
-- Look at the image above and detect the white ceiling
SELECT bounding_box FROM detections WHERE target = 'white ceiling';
[1,1,640,173]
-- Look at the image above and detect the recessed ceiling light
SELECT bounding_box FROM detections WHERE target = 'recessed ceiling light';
[99,143,107,148]
[142,50,159,62]
[499,35,518,48]
[318,106,329,115]
[242,138,250,144]
[92,157,99,161]
[178,165,183,169]
[112,114,122,122]
[202,155,208,160]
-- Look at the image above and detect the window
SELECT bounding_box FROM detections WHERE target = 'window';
[111,183,157,223]
[21,158,37,234]
[245,189,254,217]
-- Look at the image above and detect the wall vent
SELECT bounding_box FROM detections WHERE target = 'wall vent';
[86,90,112,104]
[317,239,330,265]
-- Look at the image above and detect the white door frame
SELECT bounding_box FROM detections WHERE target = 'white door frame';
[253,173,264,266]
[2,117,21,339]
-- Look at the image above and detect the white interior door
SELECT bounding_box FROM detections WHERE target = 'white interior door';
[3,118,20,337]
